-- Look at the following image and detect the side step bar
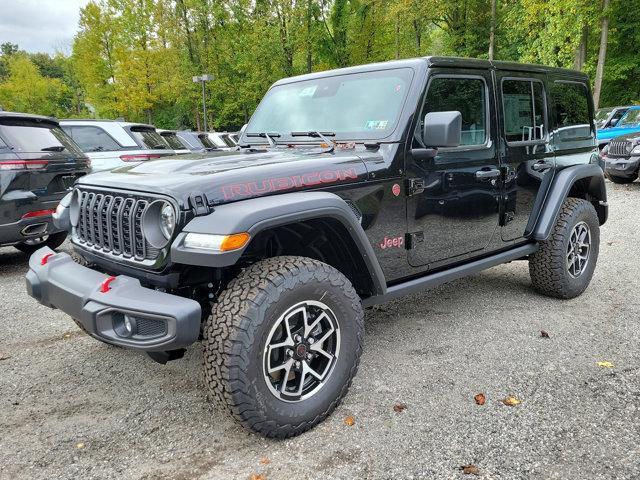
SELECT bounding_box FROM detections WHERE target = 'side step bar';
[362,243,538,307]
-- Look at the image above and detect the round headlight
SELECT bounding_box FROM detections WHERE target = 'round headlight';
[142,200,177,248]
[160,203,176,240]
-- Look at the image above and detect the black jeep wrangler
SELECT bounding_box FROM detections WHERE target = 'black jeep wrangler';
[602,133,640,183]
[26,57,607,438]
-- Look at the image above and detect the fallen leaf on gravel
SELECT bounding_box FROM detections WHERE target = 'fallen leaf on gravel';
[597,361,615,368]
[460,464,480,475]
[259,457,270,465]
[344,415,355,426]
[474,393,486,406]
[75,442,85,449]
[249,474,266,480]
[503,395,521,406]
[0,354,11,361]
[540,330,550,338]
[393,402,407,413]
[63,332,73,339]
[606,241,615,246]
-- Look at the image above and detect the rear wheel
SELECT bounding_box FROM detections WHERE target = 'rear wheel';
[14,232,67,255]
[203,256,364,438]
[529,198,600,299]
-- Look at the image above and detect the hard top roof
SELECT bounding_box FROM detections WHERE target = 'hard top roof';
[0,111,59,123]
[273,56,588,86]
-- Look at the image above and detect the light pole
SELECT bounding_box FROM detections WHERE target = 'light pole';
[192,74,214,131]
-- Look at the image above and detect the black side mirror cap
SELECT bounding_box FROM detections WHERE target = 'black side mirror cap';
[423,111,462,148]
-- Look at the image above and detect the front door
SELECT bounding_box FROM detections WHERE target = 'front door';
[406,69,501,268]
[495,72,555,241]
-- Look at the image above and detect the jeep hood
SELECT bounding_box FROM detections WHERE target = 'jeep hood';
[77,148,371,208]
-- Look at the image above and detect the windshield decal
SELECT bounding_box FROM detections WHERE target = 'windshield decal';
[221,168,358,200]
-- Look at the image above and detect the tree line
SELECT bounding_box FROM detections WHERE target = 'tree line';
[0,0,638,131]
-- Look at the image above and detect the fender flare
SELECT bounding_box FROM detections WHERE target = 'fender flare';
[530,163,607,241]
[170,191,387,296]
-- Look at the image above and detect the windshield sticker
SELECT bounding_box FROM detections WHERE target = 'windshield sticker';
[299,86,317,97]
[365,120,389,130]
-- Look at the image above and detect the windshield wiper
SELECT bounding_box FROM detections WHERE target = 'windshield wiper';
[150,144,167,149]
[291,131,336,153]
[41,145,65,152]
[246,132,281,148]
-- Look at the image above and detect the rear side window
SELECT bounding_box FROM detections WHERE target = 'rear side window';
[0,118,83,154]
[422,77,487,147]
[63,125,121,152]
[502,79,546,143]
[160,132,187,150]
[551,81,592,137]
[130,128,168,150]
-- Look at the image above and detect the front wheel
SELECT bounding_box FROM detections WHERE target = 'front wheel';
[203,256,364,438]
[529,198,600,299]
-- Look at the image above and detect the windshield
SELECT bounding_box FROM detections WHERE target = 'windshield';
[130,128,168,149]
[618,109,640,127]
[0,118,83,154]
[245,68,414,142]
[595,108,612,122]
[198,133,216,149]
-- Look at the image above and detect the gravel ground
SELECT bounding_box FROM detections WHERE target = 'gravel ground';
[1,182,639,480]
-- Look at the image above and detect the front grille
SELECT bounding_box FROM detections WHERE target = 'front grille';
[74,189,160,261]
[608,140,633,157]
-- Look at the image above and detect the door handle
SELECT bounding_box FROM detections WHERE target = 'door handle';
[475,168,501,180]
[531,160,552,172]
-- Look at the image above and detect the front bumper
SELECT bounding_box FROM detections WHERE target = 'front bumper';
[605,156,640,179]
[26,247,202,351]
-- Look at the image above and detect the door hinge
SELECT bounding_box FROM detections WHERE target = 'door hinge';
[189,193,211,216]
[406,231,424,249]
[406,178,425,196]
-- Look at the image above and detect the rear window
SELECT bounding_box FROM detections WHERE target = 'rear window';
[160,132,187,150]
[0,118,83,154]
[130,128,169,150]
[502,79,546,143]
[63,125,121,152]
[198,134,216,149]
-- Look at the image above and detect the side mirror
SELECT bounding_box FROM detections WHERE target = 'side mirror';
[423,111,462,148]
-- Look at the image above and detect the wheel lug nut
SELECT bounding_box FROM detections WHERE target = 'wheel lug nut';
[308,337,315,344]
[295,361,301,368]
[286,349,293,357]
[294,335,302,342]
[306,353,313,361]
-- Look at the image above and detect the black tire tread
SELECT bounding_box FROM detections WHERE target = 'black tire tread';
[14,231,67,255]
[608,174,637,184]
[202,255,364,438]
[529,197,598,299]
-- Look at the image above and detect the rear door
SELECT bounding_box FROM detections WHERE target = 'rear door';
[495,71,555,242]
[406,68,501,267]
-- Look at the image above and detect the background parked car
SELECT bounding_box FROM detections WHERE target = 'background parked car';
[157,129,190,154]
[595,106,630,130]
[175,130,218,152]
[61,120,175,172]
[205,131,238,150]
[600,133,640,184]
[596,105,640,148]
[0,112,89,253]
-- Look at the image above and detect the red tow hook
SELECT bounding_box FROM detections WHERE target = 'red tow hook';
[41,253,55,265]
[99,276,117,293]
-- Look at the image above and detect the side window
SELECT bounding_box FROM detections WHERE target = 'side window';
[66,126,121,152]
[551,81,592,141]
[420,77,488,147]
[502,79,546,143]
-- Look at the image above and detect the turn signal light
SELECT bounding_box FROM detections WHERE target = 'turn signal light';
[220,232,251,252]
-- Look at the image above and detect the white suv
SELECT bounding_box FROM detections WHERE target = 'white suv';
[60,120,175,172]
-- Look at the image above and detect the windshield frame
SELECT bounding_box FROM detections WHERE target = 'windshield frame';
[241,65,420,145]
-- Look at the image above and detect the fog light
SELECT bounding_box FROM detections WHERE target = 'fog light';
[124,315,133,335]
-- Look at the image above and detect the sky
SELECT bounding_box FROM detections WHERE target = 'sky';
[0,0,92,55]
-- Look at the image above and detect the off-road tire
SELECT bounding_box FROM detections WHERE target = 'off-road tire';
[203,256,364,438]
[608,174,637,184]
[529,197,600,299]
[14,232,67,255]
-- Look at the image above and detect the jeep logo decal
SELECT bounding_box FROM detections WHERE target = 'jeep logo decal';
[221,168,358,200]
[379,236,404,249]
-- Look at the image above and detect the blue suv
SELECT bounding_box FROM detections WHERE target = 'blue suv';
[597,105,640,148]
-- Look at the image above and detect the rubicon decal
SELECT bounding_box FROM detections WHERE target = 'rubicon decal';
[379,236,404,249]
[221,168,358,200]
